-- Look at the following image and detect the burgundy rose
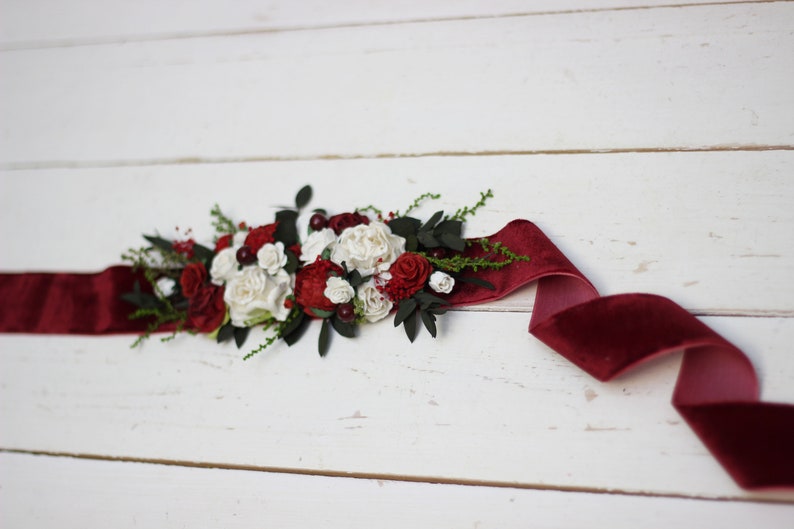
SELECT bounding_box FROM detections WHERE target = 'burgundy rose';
[188,284,226,332]
[244,222,279,253]
[180,262,207,298]
[383,252,431,301]
[294,258,344,317]
[328,212,369,235]
[214,233,233,253]
[172,238,196,259]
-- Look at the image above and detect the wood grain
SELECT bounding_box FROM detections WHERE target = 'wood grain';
[3,452,792,529]
[1,3,791,166]
[0,0,758,49]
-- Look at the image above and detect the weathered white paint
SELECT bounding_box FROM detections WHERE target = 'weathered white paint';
[0,0,755,49]
[1,1,793,524]
[2,452,792,529]
[2,153,792,314]
[1,312,792,501]
[1,3,792,166]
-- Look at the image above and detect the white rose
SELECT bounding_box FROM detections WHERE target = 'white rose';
[233,231,248,247]
[224,266,293,325]
[155,277,176,296]
[356,279,393,323]
[210,247,239,286]
[428,271,455,294]
[257,242,287,275]
[330,221,405,276]
[324,276,354,304]
[300,228,337,264]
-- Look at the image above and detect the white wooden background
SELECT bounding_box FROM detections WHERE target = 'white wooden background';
[1,1,793,527]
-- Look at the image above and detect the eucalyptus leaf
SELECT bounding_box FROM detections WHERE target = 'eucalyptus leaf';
[281,310,305,339]
[393,298,417,326]
[414,291,450,308]
[403,312,418,343]
[420,210,444,232]
[318,319,330,357]
[284,314,310,346]
[420,310,437,338]
[295,185,312,209]
[143,235,174,254]
[275,209,299,246]
[192,243,215,263]
[216,321,235,343]
[284,249,299,275]
[387,216,421,239]
[439,232,466,252]
[405,234,418,252]
[417,231,439,248]
[234,326,250,349]
[348,269,363,287]
[331,317,356,338]
[434,219,462,237]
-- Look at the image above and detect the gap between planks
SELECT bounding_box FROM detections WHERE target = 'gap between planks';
[2,448,791,505]
[0,1,785,51]
[2,145,793,172]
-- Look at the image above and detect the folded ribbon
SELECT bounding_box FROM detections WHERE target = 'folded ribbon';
[1,219,792,489]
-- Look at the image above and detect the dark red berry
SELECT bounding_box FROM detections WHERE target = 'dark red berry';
[336,302,356,323]
[428,247,446,259]
[309,213,328,231]
[236,245,256,265]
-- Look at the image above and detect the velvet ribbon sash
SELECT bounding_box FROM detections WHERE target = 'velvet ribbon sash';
[1,219,792,490]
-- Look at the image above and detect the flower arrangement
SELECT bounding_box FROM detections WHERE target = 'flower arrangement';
[122,186,529,358]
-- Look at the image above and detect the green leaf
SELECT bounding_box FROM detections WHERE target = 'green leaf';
[403,311,418,342]
[283,249,299,275]
[420,310,437,338]
[310,308,335,319]
[283,313,310,346]
[405,234,418,252]
[192,243,214,263]
[417,230,439,248]
[434,219,462,237]
[295,185,312,209]
[216,321,235,343]
[420,210,444,232]
[143,235,174,254]
[313,208,327,215]
[318,319,330,357]
[393,298,417,326]
[348,269,364,287]
[234,326,250,349]
[414,291,451,308]
[387,216,421,239]
[281,310,305,338]
[457,276,496,290]
[438,232,466,252]
[331,317,356,338]
[274,209,299,246]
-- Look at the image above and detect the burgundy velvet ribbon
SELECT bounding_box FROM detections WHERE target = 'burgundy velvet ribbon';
[1,219,792,489]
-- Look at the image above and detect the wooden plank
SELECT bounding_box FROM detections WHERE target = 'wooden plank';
[1,152,792,315]
[3,452,792,529]
[1,3,792,166]
[0,0,752,49]
[1,312,792,501]
[2,453,793,529]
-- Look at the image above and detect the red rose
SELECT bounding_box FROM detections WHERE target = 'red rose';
[214,233,233,253]
[188,284,226,332]
[244,223,279,253]
[294,258,344,317]
[328,212,369,235]
[383,252,431,301]
[180,262,207,298]
[172,238,196,259]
